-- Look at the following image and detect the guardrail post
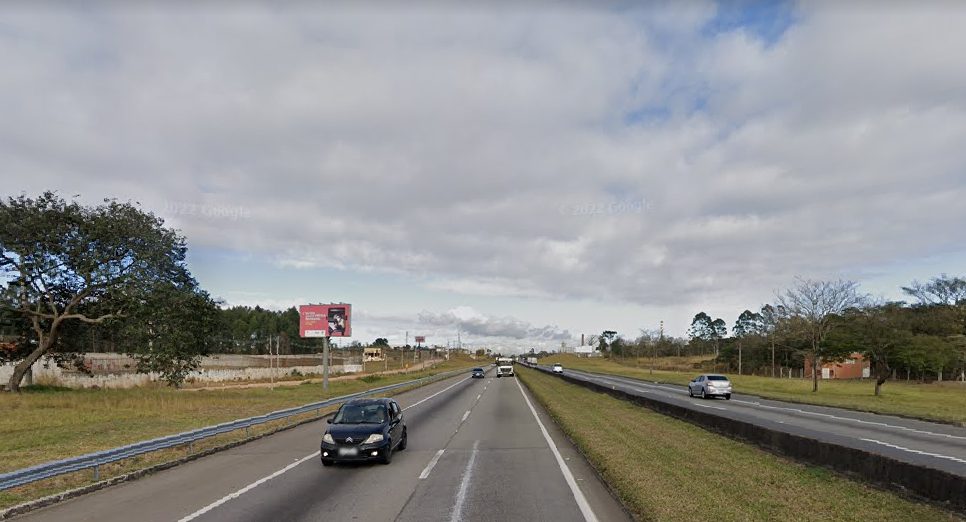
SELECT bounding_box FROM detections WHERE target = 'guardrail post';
[0,369,465,493]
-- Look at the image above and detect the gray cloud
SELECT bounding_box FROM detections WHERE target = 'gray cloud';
[3,2,966,337]
[418,307,572,342]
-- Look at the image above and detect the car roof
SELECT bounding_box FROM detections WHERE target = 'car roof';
[343,398,390,406]
[702,374,728,378]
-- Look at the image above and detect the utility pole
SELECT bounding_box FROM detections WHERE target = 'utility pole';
[323,336,330,392]
[269,336,274,391]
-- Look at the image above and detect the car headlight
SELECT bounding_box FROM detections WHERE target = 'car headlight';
[322,433,335,444]
[363,433,384,444]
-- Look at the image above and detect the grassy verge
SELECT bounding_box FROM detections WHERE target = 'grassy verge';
[539,354,966,425]
[0,357,478,510]
[518,367,958,521]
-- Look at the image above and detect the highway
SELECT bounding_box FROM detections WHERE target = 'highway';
[549,366,966,477]
[14,369,630,522]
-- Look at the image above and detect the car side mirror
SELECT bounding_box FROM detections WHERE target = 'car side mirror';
[327,418,333,424]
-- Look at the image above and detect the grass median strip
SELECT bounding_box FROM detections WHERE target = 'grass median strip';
[0,358,476,510]
[518,367,958,522]
[540,355,966,425]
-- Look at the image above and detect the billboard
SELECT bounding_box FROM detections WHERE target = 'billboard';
[299,304,352,338]
[414,336,426,344]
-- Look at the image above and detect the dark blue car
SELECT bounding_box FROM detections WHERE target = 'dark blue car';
[471,367,485,378]
[321,398,407,466]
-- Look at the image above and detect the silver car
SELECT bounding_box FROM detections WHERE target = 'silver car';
[688,374,732,400]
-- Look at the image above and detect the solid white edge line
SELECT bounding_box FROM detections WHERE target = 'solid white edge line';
[449,440,480,522]
[419,449,446,479]
[860,438,966,464]
[177,451,321,522]
[514,377,598,522]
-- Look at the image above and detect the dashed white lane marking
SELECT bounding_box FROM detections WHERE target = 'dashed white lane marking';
[419,449,446,479]
[730,399,966,441]
[181,375,471,519]
[860,439,966,465]
[461,410,471,423]
[694,403,726,411]
[514,377,598,522]
[449,440,480,522]
[177,451,320,522]
[477,394,482,400]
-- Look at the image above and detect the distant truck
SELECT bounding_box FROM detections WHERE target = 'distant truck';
[496,357,514,377]
[526,357,537,366]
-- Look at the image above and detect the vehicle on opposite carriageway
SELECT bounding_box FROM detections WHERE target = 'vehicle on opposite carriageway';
[688,374,732,400]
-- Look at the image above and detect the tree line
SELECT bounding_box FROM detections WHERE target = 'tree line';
[597,276,966,395]
[0,193,447,391]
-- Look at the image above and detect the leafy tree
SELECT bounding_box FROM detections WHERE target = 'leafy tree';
[598,330,617,353]
[116,281,220,387]
[373,338,390,347]
[831,302,911,395]
[902,274,966,306]
[0,192,196,392]
[688,312,726,359]
[733,310,764,375]
[759,304,786,377]
[776,277,867,392]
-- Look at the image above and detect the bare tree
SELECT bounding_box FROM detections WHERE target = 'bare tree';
[776,277,868,392]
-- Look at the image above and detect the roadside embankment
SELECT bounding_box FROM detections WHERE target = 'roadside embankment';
[517,367,958,522]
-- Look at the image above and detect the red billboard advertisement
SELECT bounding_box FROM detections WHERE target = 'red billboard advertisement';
[299,304,352,338]
[414,336,426,344]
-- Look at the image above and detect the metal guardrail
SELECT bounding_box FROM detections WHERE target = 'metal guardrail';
[0,367,468,491]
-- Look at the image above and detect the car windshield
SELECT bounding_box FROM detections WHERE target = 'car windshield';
[333,403,387,424]
[707,376,729,381]
[473,368,483,372]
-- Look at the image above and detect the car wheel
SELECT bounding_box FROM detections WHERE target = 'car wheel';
[688,387,693,397]
[381,443,393,465]
[321,459,333,467]
[725,394,731,400]
[700,388,707,399]
[399,429,408,451]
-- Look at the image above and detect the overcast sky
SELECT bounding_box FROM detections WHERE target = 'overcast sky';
[3,1,966,353]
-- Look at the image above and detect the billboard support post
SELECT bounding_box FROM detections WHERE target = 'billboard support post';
[323,336,330,392]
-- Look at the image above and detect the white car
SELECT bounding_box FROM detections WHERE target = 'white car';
[552,363,564,374]
[688,374,732,400]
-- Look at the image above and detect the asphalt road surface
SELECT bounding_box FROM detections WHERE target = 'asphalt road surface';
[15,369,630,522]
[547,366,966,477]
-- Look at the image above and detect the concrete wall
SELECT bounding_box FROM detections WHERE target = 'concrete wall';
[0,353,362,389]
